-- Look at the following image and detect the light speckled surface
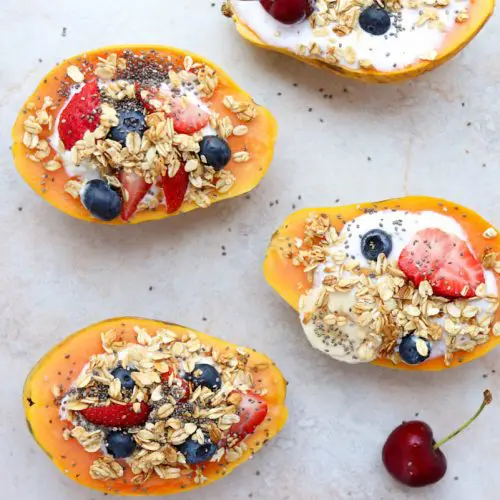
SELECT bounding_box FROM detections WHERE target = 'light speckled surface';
[1,1,500,499]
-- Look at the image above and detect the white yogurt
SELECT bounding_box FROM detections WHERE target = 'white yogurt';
[300,210,498,364]
[232,0,470,72]
[300,286,381,363]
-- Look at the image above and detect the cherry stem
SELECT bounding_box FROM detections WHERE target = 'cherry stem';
[434,390,493,450]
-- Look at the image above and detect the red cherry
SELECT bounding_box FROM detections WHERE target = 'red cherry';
[259,0,315,25]
[382,421,446,487]
[382,390,492,488]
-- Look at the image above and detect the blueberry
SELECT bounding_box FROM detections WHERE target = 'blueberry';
[109,109,147,146]
[81,179,121,221]
[399,335,431,365]
[199,135,232,171]
[106,431,135,458]
[359,7,391,36]
[111,366,135,390]
[186,364,222,391]
[361,229,393,261]
[178,436,217,465]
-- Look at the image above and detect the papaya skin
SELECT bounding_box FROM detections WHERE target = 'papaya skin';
[23,317,288,496]
[228,0,495,83]
[12,45,278,224]
[263,196,500,371]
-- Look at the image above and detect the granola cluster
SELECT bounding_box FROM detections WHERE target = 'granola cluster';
[56,326,267,484]
[285,213,500,365]
[22,50,258,212]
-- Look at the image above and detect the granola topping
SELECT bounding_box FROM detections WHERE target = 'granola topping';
[230,0,472,72]
[287,210,499,365]
[58,326,268,483]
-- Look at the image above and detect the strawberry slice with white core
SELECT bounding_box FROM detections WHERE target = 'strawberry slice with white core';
[137,84,210,135]
[229,391,268,443]
[170,96,210,135]
[398,228,485,298]
[118,171,150,221]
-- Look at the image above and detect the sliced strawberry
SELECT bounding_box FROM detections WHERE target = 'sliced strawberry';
[162,164,189,214]
[398,228,485,298]
[171,98,210,135]
[58,80,100,150]
[118,171,150,221]
[160,365,175,380]
[229,391,268,443]
[136,83,170,114]
[137,83,209,135]
[160,371,191,402]
[79,402,150,428]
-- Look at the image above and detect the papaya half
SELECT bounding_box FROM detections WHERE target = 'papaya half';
[23,317,288,495]
[223,0,495,83]
[12,45,277,224]
[263,196,500,371]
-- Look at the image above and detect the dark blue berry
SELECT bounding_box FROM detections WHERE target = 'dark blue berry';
[361,229,393,261]
[109,109,147,145]
[186,364,222,391]
[81,179,121,221]
[179,437,217,465]
[111,366,135,390]
[106,431,135,458]
[399,335,431,365]
[199,135,231,171]
[359,7,391,36]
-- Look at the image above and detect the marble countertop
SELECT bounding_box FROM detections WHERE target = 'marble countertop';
[1,1,499,499]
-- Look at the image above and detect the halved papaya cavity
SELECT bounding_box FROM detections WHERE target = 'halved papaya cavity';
[24,317,288,495]
[12,45,277,224]
[264,197,500,371]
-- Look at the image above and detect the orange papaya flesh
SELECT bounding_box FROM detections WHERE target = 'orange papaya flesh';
[263,197,500,371]
[23,318,288,495]
[12,45,277,224]
[227,0,494,83]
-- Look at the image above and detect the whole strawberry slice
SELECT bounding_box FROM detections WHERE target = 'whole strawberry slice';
[79,402,150,428]
[118,171,150,221]
[162,164,189,214]
[58,80,100,150]
[398,228,485,298]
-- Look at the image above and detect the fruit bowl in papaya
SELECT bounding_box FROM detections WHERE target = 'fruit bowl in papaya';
[12,45,277,224]
[23,317,287,495]
[263,197,500,370]
[223,0,495,83]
